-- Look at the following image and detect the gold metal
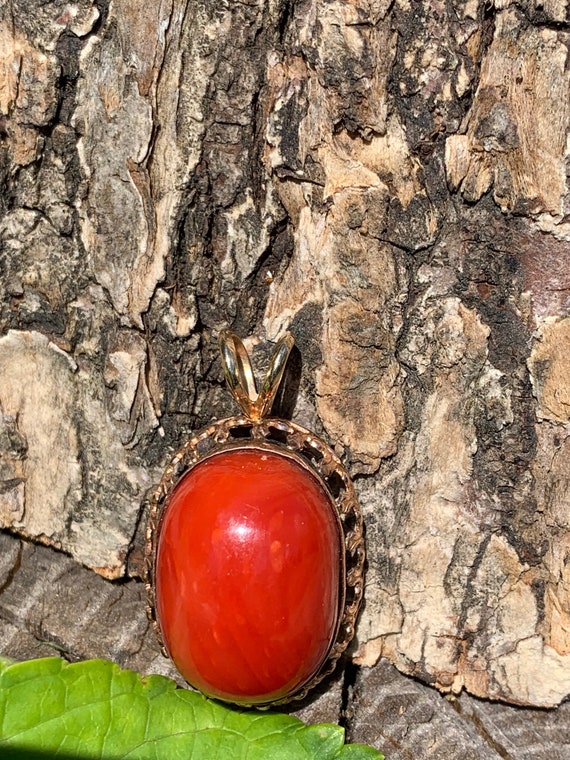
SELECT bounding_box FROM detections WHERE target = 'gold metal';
[145,332,365,707]
[218,330,294,422]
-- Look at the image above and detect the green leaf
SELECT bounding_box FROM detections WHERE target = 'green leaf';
[0,657,384,760]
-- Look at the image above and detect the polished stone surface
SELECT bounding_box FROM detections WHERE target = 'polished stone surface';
[155,448,341,704]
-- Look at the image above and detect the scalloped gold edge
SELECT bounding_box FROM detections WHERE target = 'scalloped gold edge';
[144,416,365,707]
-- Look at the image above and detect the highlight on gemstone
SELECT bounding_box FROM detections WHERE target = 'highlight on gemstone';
[155,447,342,705]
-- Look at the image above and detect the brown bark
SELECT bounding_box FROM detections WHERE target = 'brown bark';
[2,530,570,759]
[1,0,569,712]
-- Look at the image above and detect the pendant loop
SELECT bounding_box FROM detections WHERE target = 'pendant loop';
[219,330,294,422]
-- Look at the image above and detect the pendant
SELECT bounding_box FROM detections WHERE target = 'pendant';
[145,331,365,707]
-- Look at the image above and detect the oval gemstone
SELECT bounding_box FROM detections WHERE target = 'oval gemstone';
[155,447,341,704]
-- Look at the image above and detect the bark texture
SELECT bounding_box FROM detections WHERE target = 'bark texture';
[1,0,569,710]
[2,531,570,759]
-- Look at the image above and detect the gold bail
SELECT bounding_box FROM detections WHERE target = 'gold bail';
[218,330,294,422]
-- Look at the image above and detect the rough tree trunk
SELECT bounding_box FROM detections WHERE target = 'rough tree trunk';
[1,0,569,726]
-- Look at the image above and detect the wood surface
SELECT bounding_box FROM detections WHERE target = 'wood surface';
[0,0,569,736]
[1,532,569,759]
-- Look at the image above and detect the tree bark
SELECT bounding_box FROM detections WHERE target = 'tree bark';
[3,530,570,759]
[1,0,569,710]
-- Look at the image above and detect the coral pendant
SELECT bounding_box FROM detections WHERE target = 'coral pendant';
[145,331,365,706]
